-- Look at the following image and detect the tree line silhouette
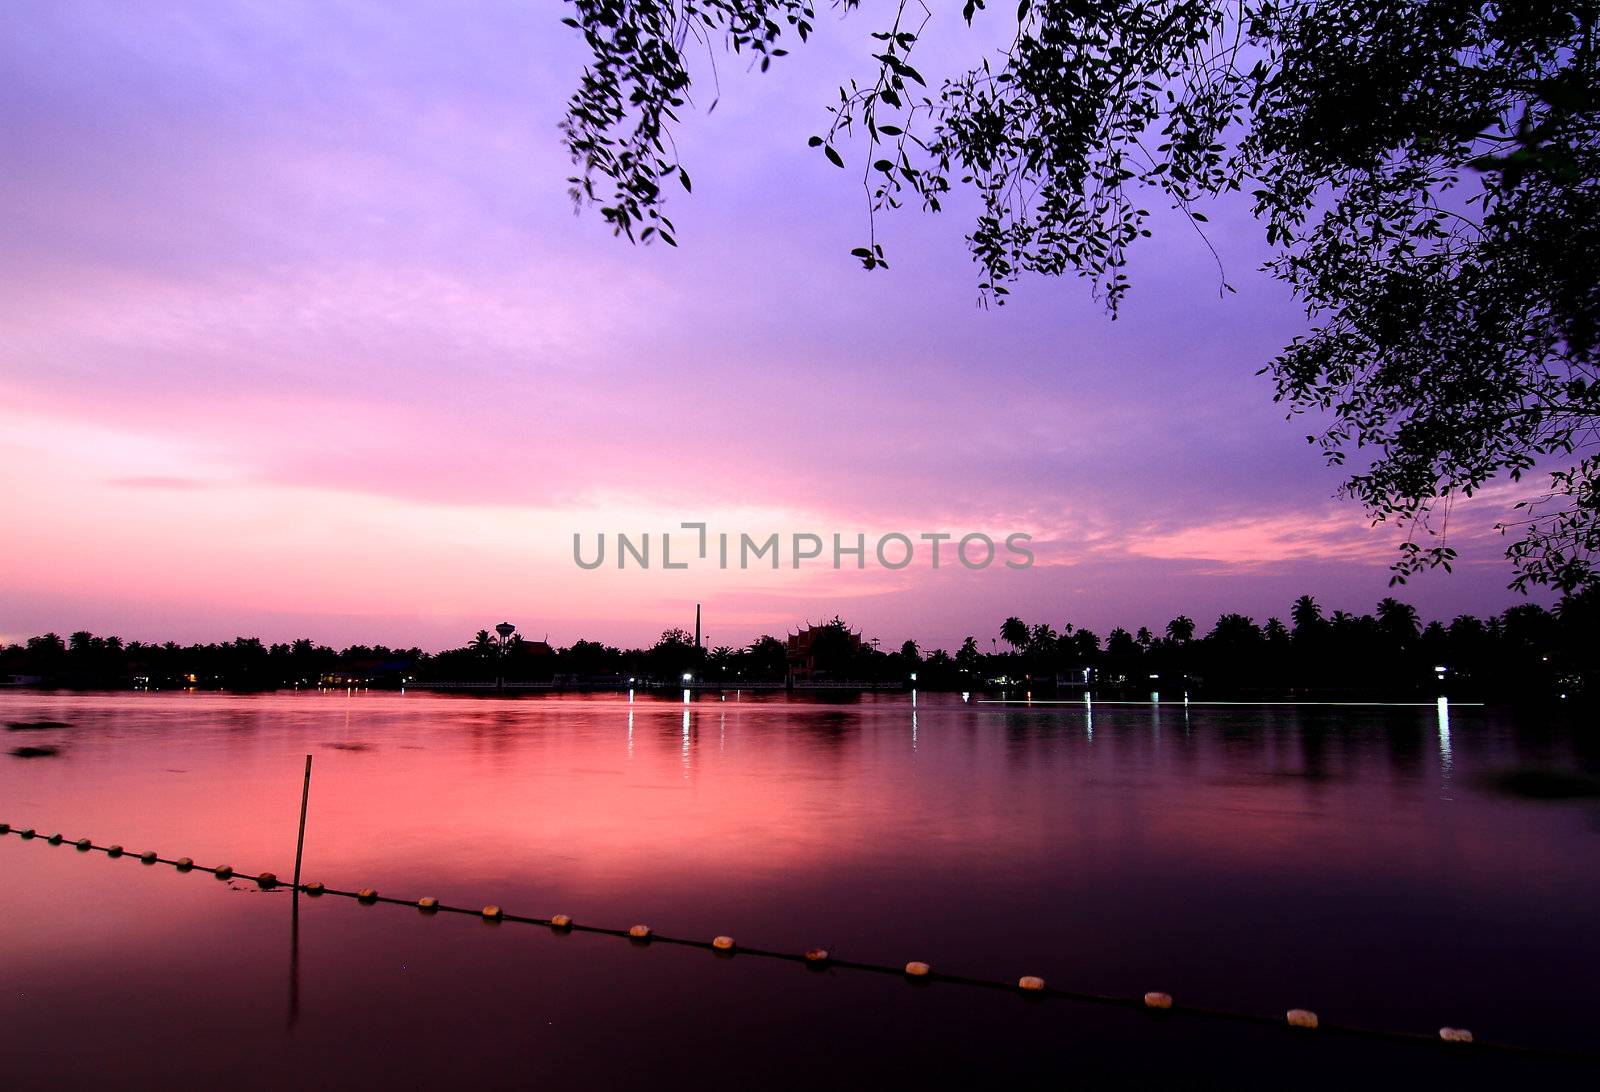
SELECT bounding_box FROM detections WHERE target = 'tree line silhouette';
[3,589,1594,702]
[0,634,425,692]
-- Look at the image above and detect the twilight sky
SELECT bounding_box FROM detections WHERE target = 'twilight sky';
[0,1,1556,652]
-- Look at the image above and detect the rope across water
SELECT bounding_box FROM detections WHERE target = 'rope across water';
[1,820,1582,1061]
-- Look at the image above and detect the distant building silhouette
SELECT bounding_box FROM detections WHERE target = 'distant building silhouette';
[786,620,865,680]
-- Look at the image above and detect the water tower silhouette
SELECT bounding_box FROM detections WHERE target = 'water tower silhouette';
[494,622,515,689]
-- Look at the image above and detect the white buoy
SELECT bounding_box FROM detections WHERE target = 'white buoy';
[1018,976,1046,992]
[804,948,829,963]
[139,850,156,863]
[74,837,92,851]
[712,936,735,950]
[304,881,325,895]
[107,845,123,857]
[629,924,652,938]
[357,887,378,903]
[175,857,194,870]
[905,961,931,977]
[256,872,277,888]
[550,914,573,928]
[47,833,63,845]
[1144,992,1173,1010]
[1286,1009,1319,1029]
[1439,1027,1473,1043]
[213,865,233,880]
[417,896,439,911]
[482,905,502,920]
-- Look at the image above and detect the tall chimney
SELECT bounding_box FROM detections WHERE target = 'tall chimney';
[695,603,702,648]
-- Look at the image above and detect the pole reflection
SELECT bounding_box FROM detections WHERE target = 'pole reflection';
[287,888,300,1031]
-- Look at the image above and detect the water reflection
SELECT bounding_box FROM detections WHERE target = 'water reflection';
[1438,697,1453,799]
[287,889,301,1031]
[2,690,1597,1075]
[681,705,693,776]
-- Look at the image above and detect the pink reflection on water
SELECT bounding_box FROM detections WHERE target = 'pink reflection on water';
[2,689,1597,1076]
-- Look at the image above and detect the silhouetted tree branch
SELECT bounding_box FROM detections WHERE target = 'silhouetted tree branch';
[560,0,1600,593]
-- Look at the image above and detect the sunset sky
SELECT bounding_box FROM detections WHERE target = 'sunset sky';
[0,1,1555,652]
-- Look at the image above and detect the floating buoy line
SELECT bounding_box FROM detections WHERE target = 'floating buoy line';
[2,820,1587,1062]
[976,699,1486,708]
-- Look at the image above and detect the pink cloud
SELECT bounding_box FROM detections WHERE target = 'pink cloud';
[1125,508,1398,567]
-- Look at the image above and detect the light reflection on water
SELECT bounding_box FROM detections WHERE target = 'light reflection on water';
[1,691,1596,1087]
[1438,696,1455,799]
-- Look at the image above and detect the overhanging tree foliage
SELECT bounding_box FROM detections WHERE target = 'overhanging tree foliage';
[560,1,1600,592]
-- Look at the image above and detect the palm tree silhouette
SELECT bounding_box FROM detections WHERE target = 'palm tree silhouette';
[1377,597,1421,643]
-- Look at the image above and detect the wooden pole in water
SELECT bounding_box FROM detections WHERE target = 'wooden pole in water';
[292,754,312,889]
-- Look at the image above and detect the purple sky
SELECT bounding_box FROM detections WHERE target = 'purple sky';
[0,1,1555,652]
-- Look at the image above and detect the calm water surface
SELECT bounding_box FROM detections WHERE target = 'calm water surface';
[2,691,1597,1088]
